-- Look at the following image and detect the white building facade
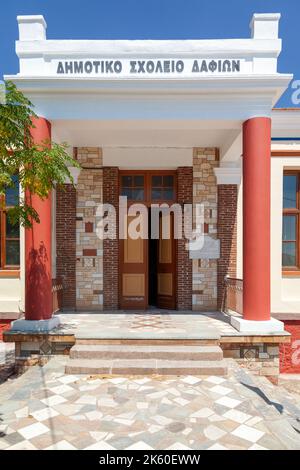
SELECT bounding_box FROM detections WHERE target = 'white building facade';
[1,13,300,338]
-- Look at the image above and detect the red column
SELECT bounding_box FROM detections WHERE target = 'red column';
[25,116,52,320]
[243,117,271,321]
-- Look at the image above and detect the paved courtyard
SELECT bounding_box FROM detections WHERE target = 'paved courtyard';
[0,354,300,450]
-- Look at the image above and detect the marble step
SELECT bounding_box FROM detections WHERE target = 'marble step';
[70,344,223,361]
[65,358,228,376]
[76,338,220,345]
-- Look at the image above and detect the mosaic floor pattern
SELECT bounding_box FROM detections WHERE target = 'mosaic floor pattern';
[55,311,247,340]
[0,356,300,450]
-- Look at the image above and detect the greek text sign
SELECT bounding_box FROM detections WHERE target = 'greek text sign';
[54,58,244,77]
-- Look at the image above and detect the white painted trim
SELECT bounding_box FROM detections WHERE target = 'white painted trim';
[10,316,60,332]
[17,15,47,28]
[19,224,25,313]
[250,13,281,40]
[15,38,282,56]
[214,167,241,185]
[64,167,81,185]
[230,316,285,333]
[5,75,292,92]
[19,183,25,313]
[4,74,291,121]
[236,183,243,279]
[103,147,192,169]
[271,157,300,313]
[52,188,56,279]
[271,109,300,132]
[5,13,292,123]
[17,15,47,41]
[272,143,300,150]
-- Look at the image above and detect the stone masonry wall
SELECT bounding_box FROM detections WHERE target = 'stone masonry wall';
[192,148,219,310]
[75,147,103,310]
[222,342,280,383]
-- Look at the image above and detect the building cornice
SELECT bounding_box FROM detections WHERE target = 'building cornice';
[4,75,291,121]
[5,74,292,94]
[15,38,282,59]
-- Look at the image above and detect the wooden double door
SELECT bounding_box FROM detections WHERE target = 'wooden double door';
[119,171,177,310]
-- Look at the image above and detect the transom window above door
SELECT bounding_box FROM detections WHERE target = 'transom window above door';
[151,175,175,201]
[120,172,176,203]
[121,175,145,201]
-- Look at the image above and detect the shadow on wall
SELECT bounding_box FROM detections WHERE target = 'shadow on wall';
[26,241,52,320]
[280,321,300,374]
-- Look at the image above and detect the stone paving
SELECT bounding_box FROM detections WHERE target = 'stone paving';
[55,311,258,339]
[0,343,15,385]
[0,356,300,450]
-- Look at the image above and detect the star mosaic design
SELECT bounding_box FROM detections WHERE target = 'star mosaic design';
[130,314,173,330]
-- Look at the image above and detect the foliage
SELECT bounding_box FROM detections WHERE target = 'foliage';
[0,80,80,227]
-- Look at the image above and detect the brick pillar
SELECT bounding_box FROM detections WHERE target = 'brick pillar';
[56,184,76,309]
[103,167,119,310]
[177,167,193,310]
[217,185,238,309]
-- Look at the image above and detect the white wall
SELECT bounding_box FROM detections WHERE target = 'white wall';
[231,154,300,314]
[0,277,22,313]
[0,196,25,314]
[103,147,192,169]
[271,156,300,313]
[0,189,56,315]
[236,182,243,279]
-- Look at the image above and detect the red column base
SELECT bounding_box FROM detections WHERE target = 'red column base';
[231,316,284,333]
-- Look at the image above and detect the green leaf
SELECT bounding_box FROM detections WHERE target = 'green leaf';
[0,80,80,227]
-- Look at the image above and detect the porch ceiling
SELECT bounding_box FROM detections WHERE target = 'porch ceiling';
[52,119,240,149]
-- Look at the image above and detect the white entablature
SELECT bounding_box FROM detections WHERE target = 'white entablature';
[14,13,283,78]
[4,13,293,121]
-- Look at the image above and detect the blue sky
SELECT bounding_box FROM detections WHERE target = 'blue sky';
[1,0,299,107]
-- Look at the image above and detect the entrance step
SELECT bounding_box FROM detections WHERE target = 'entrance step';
[65,358,228,376]
[65,343,227,376]
[76,338,220,345]
[70,344,223,361]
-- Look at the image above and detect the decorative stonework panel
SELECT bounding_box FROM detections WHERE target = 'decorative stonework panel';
[75,147,103,310]
[189,235,220,260]
[192,148,219,311]
[74,146,102,168]
[222,342,280,382]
